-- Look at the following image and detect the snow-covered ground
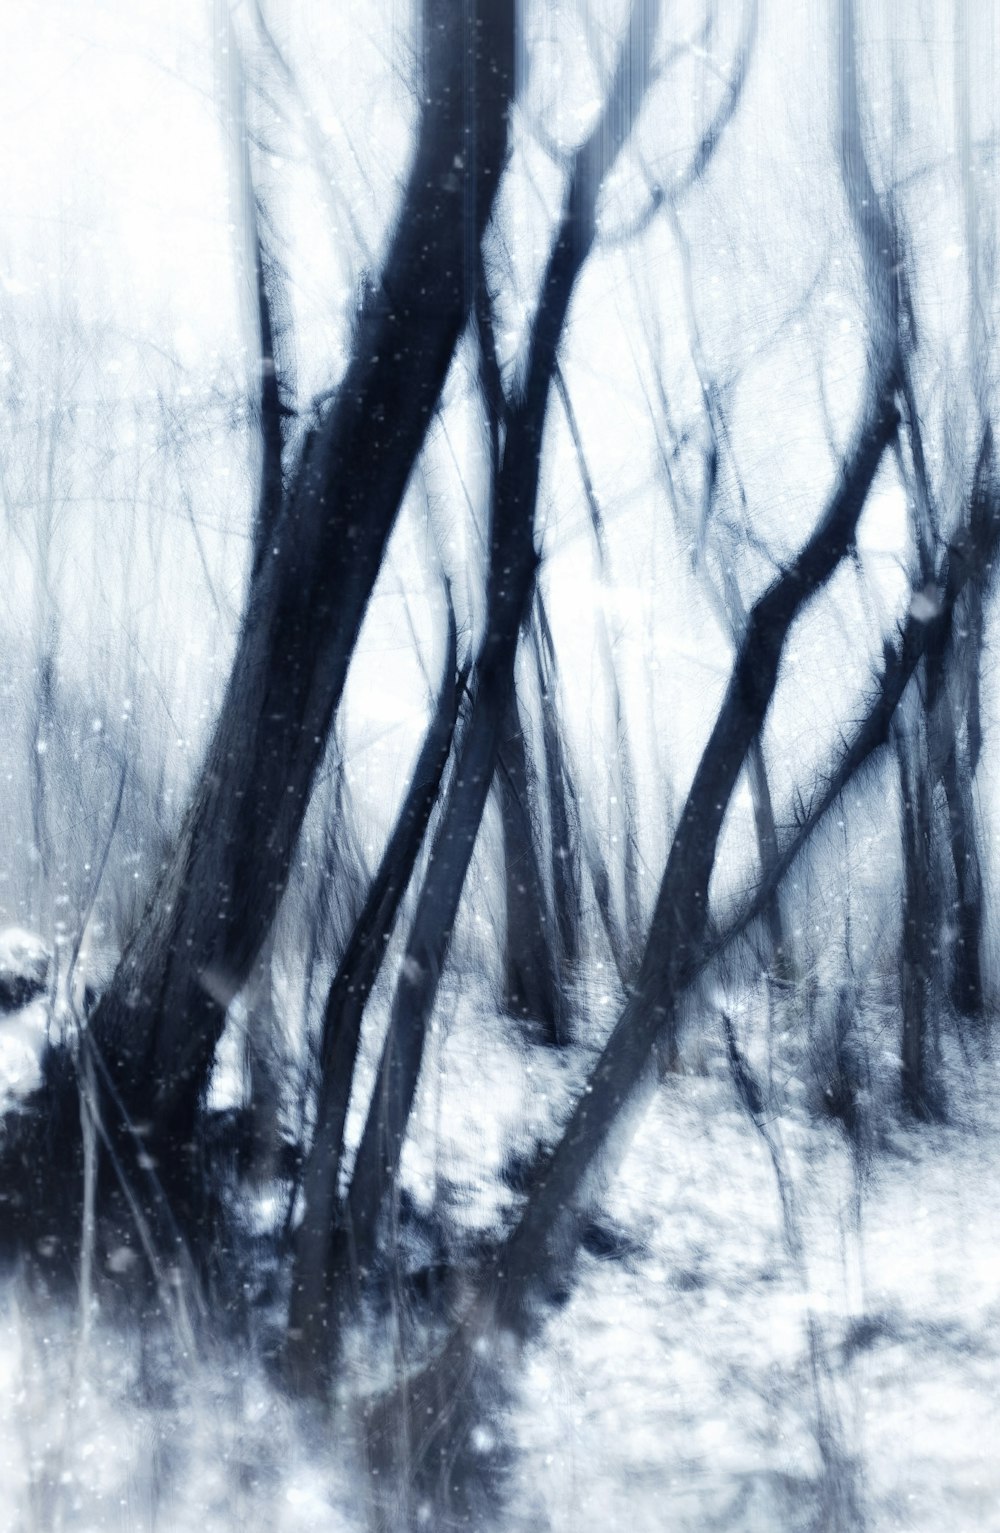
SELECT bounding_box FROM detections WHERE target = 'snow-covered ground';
[0,990,998,1531]
[509,1071,1000,1532]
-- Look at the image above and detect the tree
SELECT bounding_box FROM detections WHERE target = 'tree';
[86,0,516,1157]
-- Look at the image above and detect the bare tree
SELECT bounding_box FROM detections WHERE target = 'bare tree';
[86,1,516,1160]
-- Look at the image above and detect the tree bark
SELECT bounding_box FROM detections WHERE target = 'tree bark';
[941,733,984,1015]
[478,234,564,1038]
[895,709,938,1118]
[497,694,563,1039]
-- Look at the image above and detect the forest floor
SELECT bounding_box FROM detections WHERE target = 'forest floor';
[0,984,997,1531]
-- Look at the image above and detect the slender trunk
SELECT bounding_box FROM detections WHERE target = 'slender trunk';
[478,222,563,1038]
[941,735,984,1015]
[746,738,789,979]
[338,570,539,1288]
[895,711,937,1118]
[936,553,987,1017]
[221,20,290,581]
[248,207,288,581]
[721,574,789,979]
[529,603,582,972]
[30,646,55,925]
[950,0,988,1014]
[497,694,562,1038]
[538,690,581,975]
[285,618,463,1387]
[613,680,645,977]
[241,923,282,1182]
[550,368,639,973]
[922,520,986,1020]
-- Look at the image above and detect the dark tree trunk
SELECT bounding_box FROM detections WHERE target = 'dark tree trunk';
[944,8,989,1019]
[941,737,984,1016]
[87,1,516,1150]
[477,239,563,1039]
[241,925,283,1183]
[333,0,663,1304]
[539,681,581,972]
[530,598,582,974]
[746,738,789,978]
[895,710,938,1119]
[248,202,290,581]
[905,396,987,1023]
[285,616,464,1388]
[720,430,1000,986]
[497,694,563,1039]
[934,575,987,1018]
[721,575,789,980]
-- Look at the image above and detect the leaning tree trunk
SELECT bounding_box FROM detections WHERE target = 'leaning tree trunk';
[286,615,464,1387]
[719,573,790,982]
[899,384,986,1026]
[927,554,988,1018]
[941,728,985,1016]
[477,252,564,1039]
[496,384,896,1319]
[87,1,515,1153]
[530,604,583,975]
[941,0,991,1020]
[497,694,563,1039]
[320,0,664,1340]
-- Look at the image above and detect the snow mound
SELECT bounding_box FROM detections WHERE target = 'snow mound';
[0,927,50,1013]
[0,1012,46,1100]
[0,928,51,1102]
